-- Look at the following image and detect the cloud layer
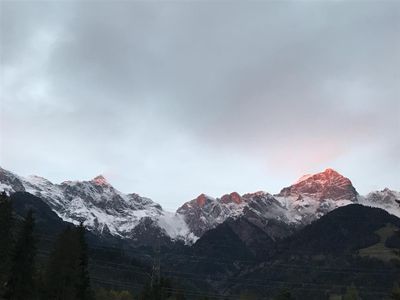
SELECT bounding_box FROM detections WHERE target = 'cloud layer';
[1,1,399,209]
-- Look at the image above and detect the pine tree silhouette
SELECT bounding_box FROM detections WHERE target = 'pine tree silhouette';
[44,224,93,300]
[4,209,36,300]
[76,222,94,300]
[0,192,14,294]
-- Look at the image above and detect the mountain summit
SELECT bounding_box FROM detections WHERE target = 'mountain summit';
[91,175,109,186]
[278,168,358,201]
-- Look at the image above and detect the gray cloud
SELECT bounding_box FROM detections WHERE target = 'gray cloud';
[1,0,399,209]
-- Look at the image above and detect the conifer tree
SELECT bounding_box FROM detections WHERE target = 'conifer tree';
[4,210,36,300]
[45,224,93,300]
[45,226,81,299]
[392,230,400,300]
[0,192,14,292]
[76,222,93,300]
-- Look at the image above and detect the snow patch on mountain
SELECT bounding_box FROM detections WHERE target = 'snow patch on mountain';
[273,195,354,224]
[0,167,196,244]
[157,212,198,242]
[359,188,400,218]
[0,182,14,194]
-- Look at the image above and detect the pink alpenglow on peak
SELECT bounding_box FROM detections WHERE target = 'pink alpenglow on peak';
[295,174,313,184]
[91,175,109,186]
[195,194,210,207]
[220,192,243,204]
[278,168,358,201]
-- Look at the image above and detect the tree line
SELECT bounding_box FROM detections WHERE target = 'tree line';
[0,192,93,300]
[0,192,186,300]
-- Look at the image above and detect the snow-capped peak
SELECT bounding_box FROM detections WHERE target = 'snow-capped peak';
[279,168,358,202]
[0,167,195,244]
[359,188,400,218]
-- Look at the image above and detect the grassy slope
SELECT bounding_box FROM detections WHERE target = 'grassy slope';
[359,223,400,262]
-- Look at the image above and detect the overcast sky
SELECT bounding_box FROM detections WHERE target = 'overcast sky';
[0,1,399,210]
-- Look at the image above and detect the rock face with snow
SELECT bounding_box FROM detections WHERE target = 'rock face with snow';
[177,193,246,237]
[360,188,400,217]
[177,191,295,238]
[278,168,358,201]
[0,167,195,244]
[177,169,361,237]
[1,166,399,245]
[0,168,26,193]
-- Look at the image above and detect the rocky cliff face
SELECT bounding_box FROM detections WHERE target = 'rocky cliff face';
[178,169,361,237]
[360,188,400,217]
[278,168,358,201]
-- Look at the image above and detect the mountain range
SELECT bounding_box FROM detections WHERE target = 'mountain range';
[2,166,400,299]
[1,166,399,247]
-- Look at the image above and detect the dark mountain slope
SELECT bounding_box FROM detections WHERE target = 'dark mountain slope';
[225,204,400,300]
[193,216,293,260]
[277,204,400,256]
[11,192,70,235]
[158,217,293,296]
[193,218,256,262]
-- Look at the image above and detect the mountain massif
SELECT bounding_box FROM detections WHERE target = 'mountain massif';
[1,166,400,299]
[1,167,399,247]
